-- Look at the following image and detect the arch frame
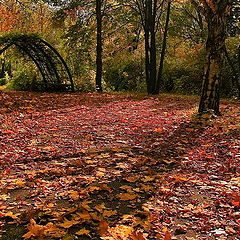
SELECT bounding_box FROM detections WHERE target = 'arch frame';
[0,33,74,92]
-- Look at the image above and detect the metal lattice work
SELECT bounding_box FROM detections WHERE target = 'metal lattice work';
[0,33,74,92]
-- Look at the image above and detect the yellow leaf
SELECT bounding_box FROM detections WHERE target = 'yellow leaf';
[80,201,92,211]
[142,176,155,182]
[174,175,188,182]
[117,193,138,201]
[88,186,100,192]
[103,210,117,217]
[5,212,20,219]
[76,211,91,221]
[75,228,90,235]
[0,194,10,200]
[95,203,106,213]
[68,191,79,200]
[15,179,26,187]
[96,171,105,177]
[107,225,134,239]
[58,219,78,229]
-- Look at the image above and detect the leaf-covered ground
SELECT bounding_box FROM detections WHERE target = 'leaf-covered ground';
[0,91,239,240]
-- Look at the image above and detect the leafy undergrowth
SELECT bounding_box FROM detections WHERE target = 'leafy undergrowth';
[0,91,239,240]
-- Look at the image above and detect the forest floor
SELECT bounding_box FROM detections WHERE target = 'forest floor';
[0,91,239,240]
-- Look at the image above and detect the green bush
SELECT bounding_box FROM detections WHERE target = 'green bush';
[0,78,6,86]
[162,46,205,95]
[74,77,95,92]
[6,66,43,91]
[104,52,145,92]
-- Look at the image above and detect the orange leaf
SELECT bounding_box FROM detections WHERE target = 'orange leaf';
[164,230,172,240]
[154,128,164,132]
[98,219,109,236]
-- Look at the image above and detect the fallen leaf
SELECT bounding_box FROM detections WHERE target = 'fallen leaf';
[98,219,109,236]
[103,210,117,217]
[117,193,138,201]
[75,228,90,235]
[58,219,78,229]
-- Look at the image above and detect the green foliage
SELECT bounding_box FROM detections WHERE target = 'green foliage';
[74,77,95,92]
[6,66,43,91]
[163,45,205,95]
[0,78,6,85]
[0,32,41,46]
[104,52,145,92]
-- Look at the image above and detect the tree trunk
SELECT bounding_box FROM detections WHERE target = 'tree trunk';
[154,0,171,94]
[144,30,151,93]
[95,0,103,92]
[144,0,157,94]
[198,3,230,114]
[149,0,157,94]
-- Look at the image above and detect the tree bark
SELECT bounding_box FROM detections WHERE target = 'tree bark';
[144,30,151,93]
[198,1,231,114]
[149,0,157,94]
[143,0,157,94]
[95,0,103,92]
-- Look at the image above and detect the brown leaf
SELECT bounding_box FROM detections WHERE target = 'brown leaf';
[117,193,138,201]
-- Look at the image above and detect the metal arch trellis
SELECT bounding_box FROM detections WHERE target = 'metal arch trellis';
[0,33,74,92]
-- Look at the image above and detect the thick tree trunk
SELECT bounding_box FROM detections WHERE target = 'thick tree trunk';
[95,0,103,92]
[154,0,171,94]
[198,4,230,114]
[144,0,157,94]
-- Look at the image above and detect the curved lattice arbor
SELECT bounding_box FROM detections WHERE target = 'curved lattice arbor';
[0,33,74,91]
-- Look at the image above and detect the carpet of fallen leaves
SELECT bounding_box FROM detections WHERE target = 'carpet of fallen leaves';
[0,90,239,240]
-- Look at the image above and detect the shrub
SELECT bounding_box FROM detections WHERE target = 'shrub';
[104,52,145,92]
[0,78,6,86]
[6,66,43,91]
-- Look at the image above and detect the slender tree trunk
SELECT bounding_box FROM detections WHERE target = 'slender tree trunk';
[144,0,157,94]
[144,30,151,93]
[149,1,157,94]
[95,0,103,92]
[154,0,171,94]
[198,3,230,115]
